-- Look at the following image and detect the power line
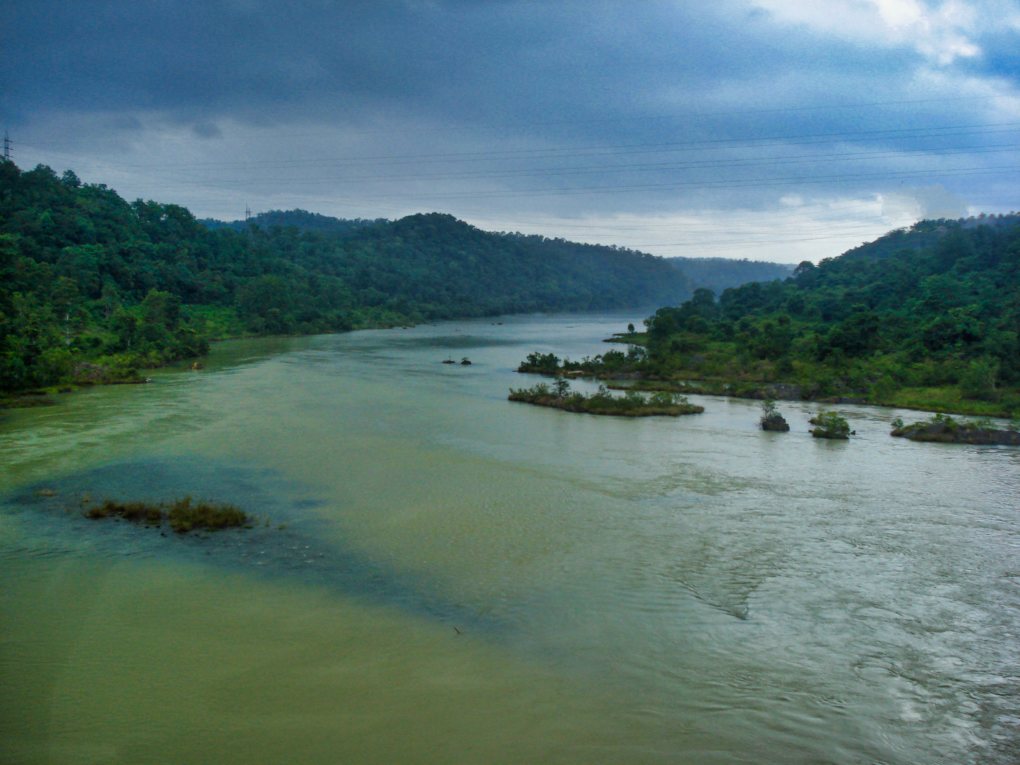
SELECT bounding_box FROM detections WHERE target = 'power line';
[239,164,1019,205]
[21,120,1020,171]
[150,142,1020,188]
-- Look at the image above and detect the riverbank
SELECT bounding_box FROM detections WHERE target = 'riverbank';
[599,377,1019,419]
[4,312,1018,765]
[515,355,1018,420]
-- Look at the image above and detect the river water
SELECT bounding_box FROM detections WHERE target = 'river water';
[1,313,1018,764]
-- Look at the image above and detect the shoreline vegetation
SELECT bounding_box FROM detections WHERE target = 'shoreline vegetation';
[1,159,699,401]
[509,380,704,417]
[516,335,1019,420]
[4,159,1017,423]
[517,215,1020,420]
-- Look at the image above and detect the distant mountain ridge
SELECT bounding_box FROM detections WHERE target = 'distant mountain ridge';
[667,256,794,295]
[200,209,385,236]
[202,208,796,299]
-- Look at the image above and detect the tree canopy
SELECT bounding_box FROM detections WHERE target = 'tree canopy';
[1,160,700,392]
[634,215,1020,414]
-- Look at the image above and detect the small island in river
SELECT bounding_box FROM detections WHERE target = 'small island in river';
[809,411,853,439]
[891,413,1020,445]
[759,399,790,432]
[509,380,704,417]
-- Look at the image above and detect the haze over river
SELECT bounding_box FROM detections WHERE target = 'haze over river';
[2,314,1018,764]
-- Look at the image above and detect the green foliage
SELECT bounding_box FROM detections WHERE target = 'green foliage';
[959,357,999,401]
[810,411,852,439]
[508,382,703,416]
[0,160,691,392]
[649,390,688,407]
[518,352,562,375]
[200,208,384,236]
[574,214,1020,416]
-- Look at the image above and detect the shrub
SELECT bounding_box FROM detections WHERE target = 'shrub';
[959,357,999,401]
[810,410,851,439]
[760,398,790,432]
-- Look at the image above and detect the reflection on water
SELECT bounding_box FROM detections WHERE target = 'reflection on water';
[2,313,1018,764]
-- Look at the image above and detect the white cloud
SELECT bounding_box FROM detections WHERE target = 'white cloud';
[751,0,987,65]
[881,184,969,218]
[468,194,921,264]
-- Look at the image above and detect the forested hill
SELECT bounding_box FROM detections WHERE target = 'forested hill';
[638,214,1020,414]
[209,211,795,296]
[0,161,689,392]
[667,256,793,295]
[200,209,385,236]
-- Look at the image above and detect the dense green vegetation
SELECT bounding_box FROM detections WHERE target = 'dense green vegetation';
[508,379,704,416]
[526,215,1020,416]
[1,160,695,393]
[200,209,384,236]
[809,411,852,439]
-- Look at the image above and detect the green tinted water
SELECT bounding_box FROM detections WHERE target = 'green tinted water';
[2,314,1018,764]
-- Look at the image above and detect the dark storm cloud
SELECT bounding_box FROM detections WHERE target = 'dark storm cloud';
[1,1,915,138]
[2,0,1018,261]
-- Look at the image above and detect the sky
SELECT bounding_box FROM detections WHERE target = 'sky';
[2,0,1018,263]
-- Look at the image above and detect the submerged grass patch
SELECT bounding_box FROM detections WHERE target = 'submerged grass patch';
[509,380,704,417]
[84,496,252,533]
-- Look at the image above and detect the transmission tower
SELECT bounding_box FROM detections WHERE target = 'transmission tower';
[2,130,11,161]
[245,204,252,222]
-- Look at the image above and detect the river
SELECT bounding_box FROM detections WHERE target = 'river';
[1,313,1018,764]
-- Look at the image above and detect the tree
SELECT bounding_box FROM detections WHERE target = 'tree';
[959,357,999,401]
[140,289,180,329]
[236,275,293,334]
[760,398,790,431]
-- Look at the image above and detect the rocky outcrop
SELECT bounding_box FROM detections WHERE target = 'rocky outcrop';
[760,413,790,432]
[891,421,1020,445]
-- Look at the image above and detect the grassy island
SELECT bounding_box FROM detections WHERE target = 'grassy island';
[890,413,1020,445]
[509,380,704,417]
[809,411,852,439]
[759,399,790,432]
[84,496,252,533]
